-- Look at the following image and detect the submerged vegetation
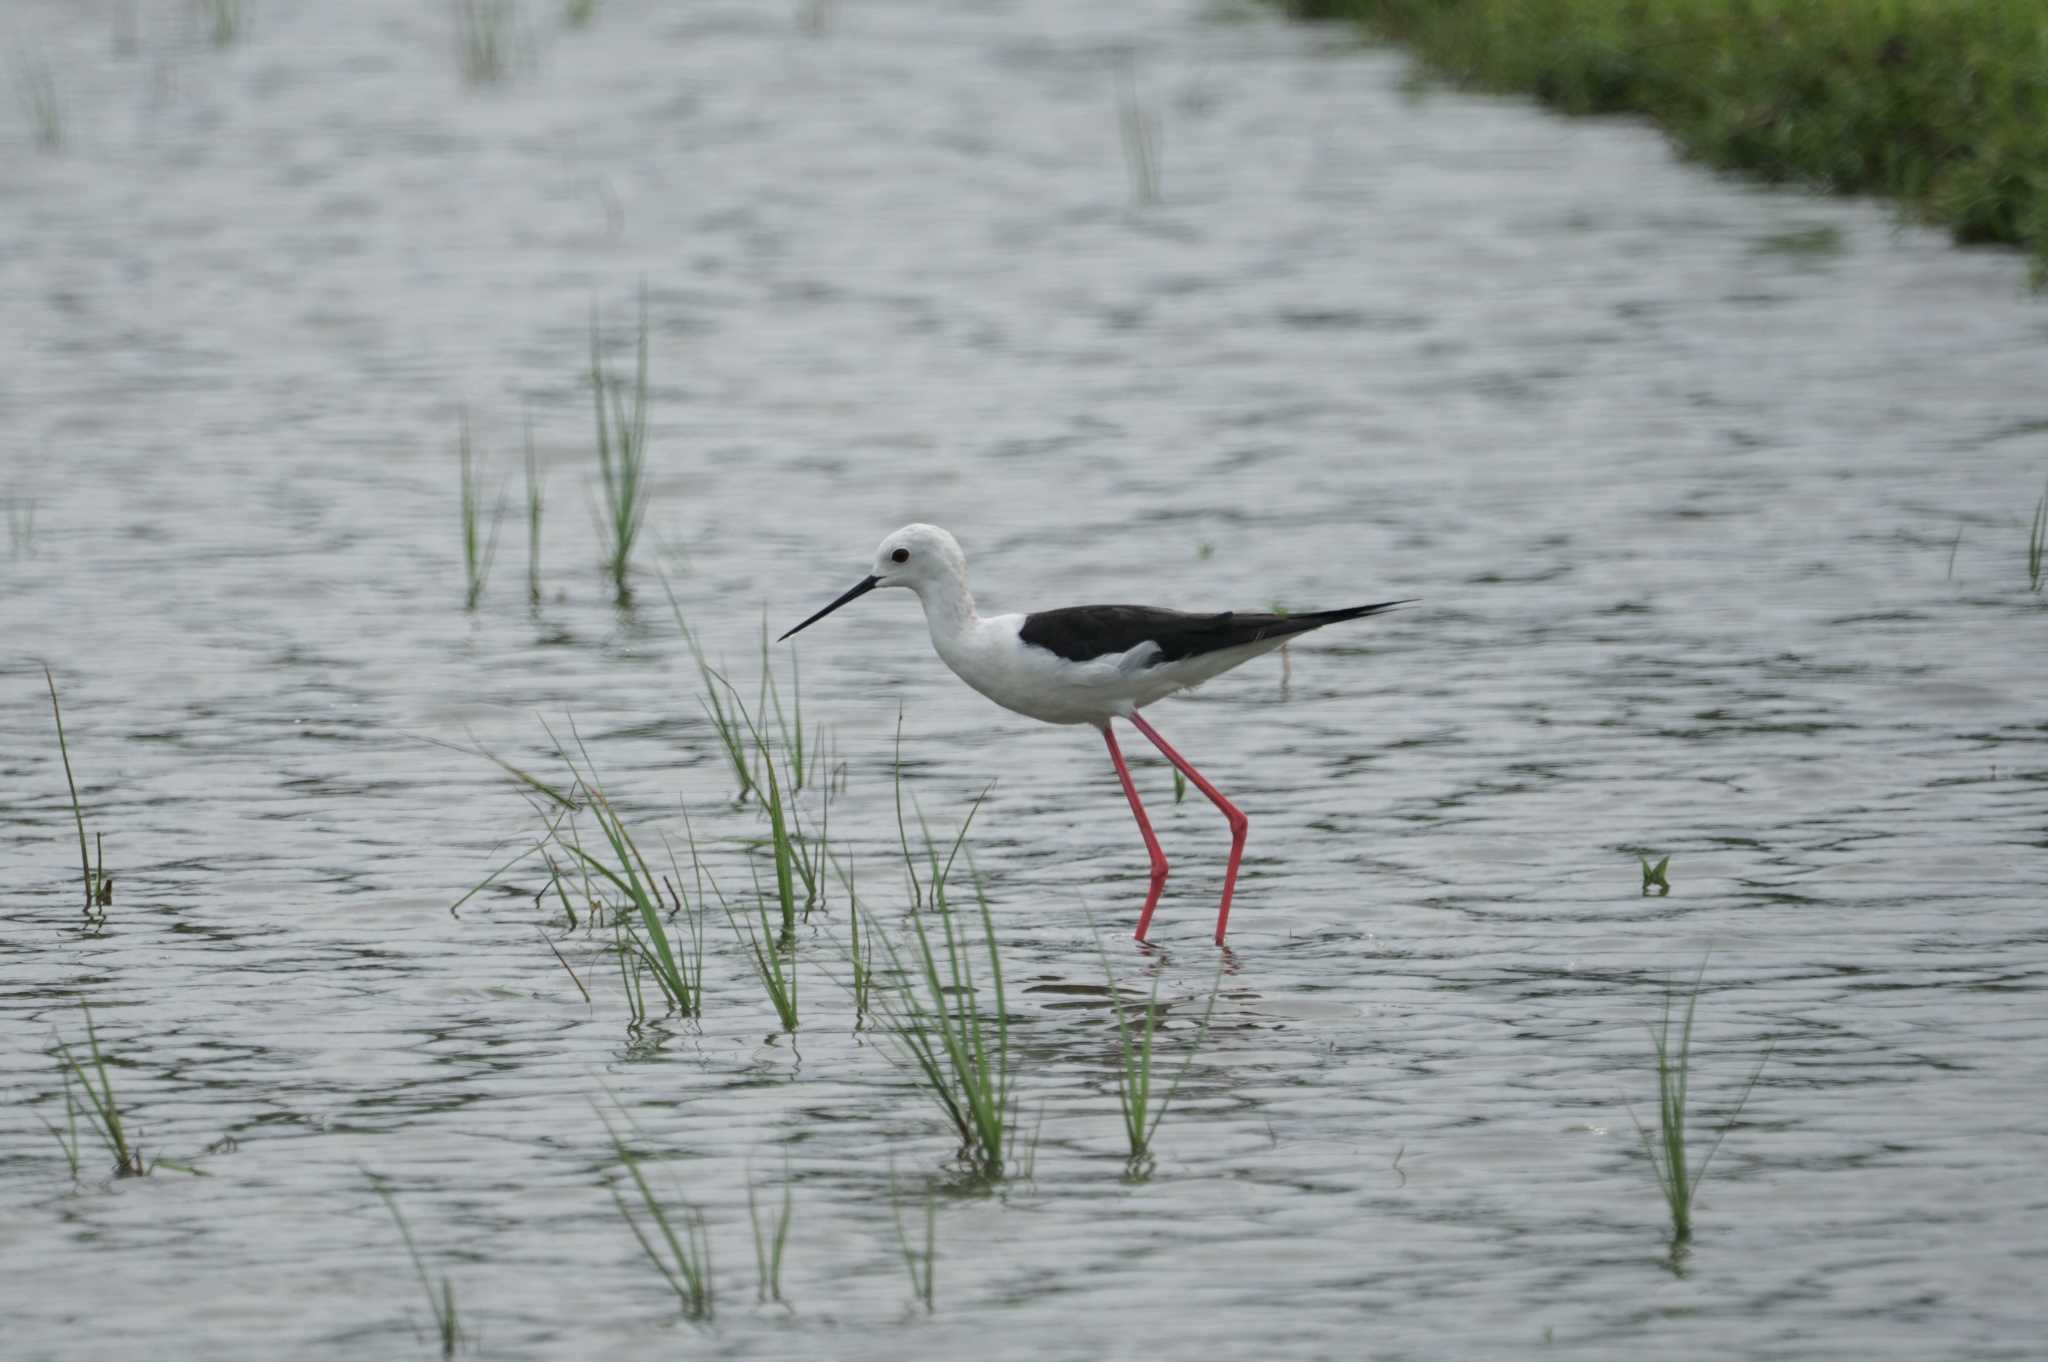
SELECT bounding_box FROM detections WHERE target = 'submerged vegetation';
[1283,0,2048,277]
[890,1174,938,1313]
[589,296,652,605]
[45,669,110,916]
[453,0,517,85]
[871,797,1020,1182]
[606,1115,715,1322]
[2028,480,2045,593]
[370,1175,464,1358]
[41,1007,143,1178]
[1117,64,1163,207]
[1627,964,1771,1246]
[457,412,505,611]
[524,421,544,606]
[5,491,35,557]
[201,0,246,47]
[1099,948,1221,1178]
[14,52,61,152]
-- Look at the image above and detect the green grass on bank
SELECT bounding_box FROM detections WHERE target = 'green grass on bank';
[1283,0,2048,278]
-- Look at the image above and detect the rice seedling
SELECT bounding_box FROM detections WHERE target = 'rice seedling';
[847,894,872,1021]
[1625,962,1771,1244]
[524,420,543,606]
[5,493,35,557]
[42,1007,143,1177]
[693,629,835,927]
[893,713,924,906]
[1640,853,1671,897]
[453,0,516,85]
[726,856,800,1032]
[871,794,1017,1180]
[1096,945,1222,1177]
[457,411,506,611]
[369,1174,464,1358]
[473,728,704,1018]
[1116,64,1162,207]
[15,53,61,152]
[2028,480,2045,593]
[604,1114,714,1321]
[659,578,758,803]
[747,677,801,939]
[889,1170,937,1314]
[589,293,651,605]
[200,0,245,47]
[45,668,110,915]
[747,1164,793,1306]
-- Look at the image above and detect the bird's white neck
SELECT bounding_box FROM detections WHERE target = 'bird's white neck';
[909,574,978,649]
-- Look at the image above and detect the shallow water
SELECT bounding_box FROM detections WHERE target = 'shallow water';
[3,2,2045,1358]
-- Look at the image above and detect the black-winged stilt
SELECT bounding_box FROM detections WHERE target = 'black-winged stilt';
[779,524,1406,944]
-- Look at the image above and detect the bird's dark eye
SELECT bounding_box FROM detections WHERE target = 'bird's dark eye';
[891,548,910,563]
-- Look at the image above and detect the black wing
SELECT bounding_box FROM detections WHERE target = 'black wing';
[1018,601,1409,666]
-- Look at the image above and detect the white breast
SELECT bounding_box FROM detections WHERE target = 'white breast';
[930,613,1251,726]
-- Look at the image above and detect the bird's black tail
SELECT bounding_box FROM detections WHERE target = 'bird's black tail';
[1268,598,1411,635]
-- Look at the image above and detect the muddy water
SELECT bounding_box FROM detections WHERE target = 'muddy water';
[3,1,2045,1358]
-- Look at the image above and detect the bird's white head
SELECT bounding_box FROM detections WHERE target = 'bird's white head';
[778,523,972,642]
[868,523,967,596]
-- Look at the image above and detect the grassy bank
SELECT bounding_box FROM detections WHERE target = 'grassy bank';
[1284,0,2048,278]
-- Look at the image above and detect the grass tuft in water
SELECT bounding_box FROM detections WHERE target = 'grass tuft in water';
[605,1112,714,1321]
[5,492,36,557]
[478,728,704,1019]
[2027,479,2045,593]
[1625,961,1771,1244]
[872,791,1017,1180]
[458,410,506,611]
[15,53,62,152]
[44,1006,143,1177]
[725,853,801,1032]
[889,1170,937,1314]
[200,0,245,47]
[1117,62,1162,207]
[1753,225,1845,257]
[1639,853,1671,896]
[747,1163,794,1306]
[796,0,834,37]
[524,419,544,606]
[847,894,872,1022]
[45,668,111,916]
[1097,945,1222,1178]
[453,0,516,85]
[369,1174,464,1358]
[660,578,758,804]
[589,292,651,605]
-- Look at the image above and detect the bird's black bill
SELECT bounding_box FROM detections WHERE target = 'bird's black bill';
[778,574,880,641]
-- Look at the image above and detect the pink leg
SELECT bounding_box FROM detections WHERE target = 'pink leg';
[1103,723,1170,940]
[1127,712,1248,945]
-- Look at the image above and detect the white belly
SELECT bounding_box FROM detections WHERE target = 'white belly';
[932,614,1286,726]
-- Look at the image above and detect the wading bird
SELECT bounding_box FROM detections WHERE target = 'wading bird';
[779,524,1405,944]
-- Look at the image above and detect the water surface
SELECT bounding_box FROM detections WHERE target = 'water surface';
[3,2,2045,1358]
